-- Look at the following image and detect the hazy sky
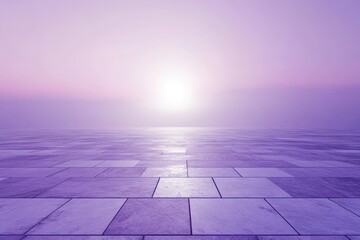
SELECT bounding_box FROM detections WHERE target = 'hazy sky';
[0,0,360,129]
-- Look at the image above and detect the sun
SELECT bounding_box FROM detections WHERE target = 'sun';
[156,79,193,112]
[151,68,196,113]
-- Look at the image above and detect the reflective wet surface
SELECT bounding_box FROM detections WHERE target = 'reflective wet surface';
[0,128,359,239]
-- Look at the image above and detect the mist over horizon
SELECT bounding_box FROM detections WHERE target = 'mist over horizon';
[1,0,360,129]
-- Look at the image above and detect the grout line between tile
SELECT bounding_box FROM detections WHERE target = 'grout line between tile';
[264,198,300,235]
[102,198,129,235]
[211,177,222,198]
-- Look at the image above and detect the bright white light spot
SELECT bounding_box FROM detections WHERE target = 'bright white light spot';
[156,80,193,112]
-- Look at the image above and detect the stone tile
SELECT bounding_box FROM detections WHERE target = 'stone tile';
[39,177,158,197]
[0,167,64,177]
[0,177,66,197]
[188,168,240,177]
[54,160,103,167]
[50,167,107,178]
[0,198,68,234]
[0,159,66,168]
[96,160,139,167]
[105,199,190,235]
[97,167,146,177]
[235,168,293,177]
[0,236,24,240]
[257,237,348,240]
[270,177,360,197]
[142,167,187,177]
[331,198,360,215]
[145,236,257,240]
[215,178,291,197]
[285,160,357,168]
[190,199,296,234]
[323,160,358,167]
[282,168,360,177]
[321,178,360,197]
[348,237,360,240]
[162,147,187,154]
[136,160,187,167]
[268,198,360,234]
[24,237,142,240]
[29,199,125,234]
[188,160,295,168]
[154,178,220,197]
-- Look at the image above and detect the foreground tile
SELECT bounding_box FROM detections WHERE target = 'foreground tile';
[0,167,64,177]
[331,198,360,215]
[0,236,24,240]
[268,198,360,234]
[54,160,103,167]
[188,168,240,177]
[154,178,219,197]
[215,178,290,197]
[105,199,190,235]
[50,167,107,178]
[24,236,142,240]
[0,198,67,234]
[190,199,296,234]
[136,160,187,167]
[282,168,360,177]
[270,177,360,197]
[142,167,187,177]
[257,237,348,240]
[29,199,125,234]
[40,178,158,197]
[97,167,146,177]
[96,160,139,167]
[235,168,292,177]
[0,177,65,197]
[145,236,257,240]
[188,160,295,168]
[0,159,66,168]
[148,237,350,240]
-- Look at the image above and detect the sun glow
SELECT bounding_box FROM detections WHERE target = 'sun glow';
[156,79,194,112]
[152,68,196,113]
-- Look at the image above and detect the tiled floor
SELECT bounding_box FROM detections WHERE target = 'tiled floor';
[0,129,359,239]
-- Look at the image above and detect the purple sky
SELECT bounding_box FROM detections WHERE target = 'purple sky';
[0,0,360,129]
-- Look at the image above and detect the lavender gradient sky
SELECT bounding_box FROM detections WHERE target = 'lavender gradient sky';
[1,0,360,129]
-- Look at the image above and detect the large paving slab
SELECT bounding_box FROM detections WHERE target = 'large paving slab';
[214,178,291,197]
[28,199,126,234]
[188,168,240,177]
[54,160,104,167]
[49,167,107,178]
[0,167,64,177]
[144,237,348,240]
[268,198,360,234]
[39,177,158,197]
[235,168,293,177]
[141,166,187,177]
[154,178,220,197]
[0,177,66,197]
[96,160,139,167]
[105,199,190,235]
[270,177,360,197]
[97,167,146,177]
[190,199,297,234]
[24,237,143,240]
[0,198,68,234]
[331,198,360,215]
